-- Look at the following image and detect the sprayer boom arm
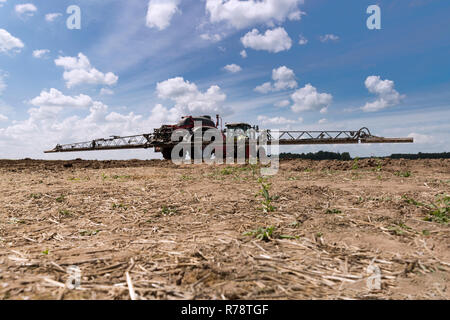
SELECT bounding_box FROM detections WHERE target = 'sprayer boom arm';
[44,127,413,153]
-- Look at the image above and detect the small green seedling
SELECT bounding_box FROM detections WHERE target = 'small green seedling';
[395,171,411,178]
[279,235,299,240]
[59,209,72,217]
[352,158,360,170]
[388,222,411,236]
[402,195,424,207]
[244,226,275,241]
[220,168,234,175]
[79,230,100,236]
[424,195,449,224]
[257,178,276,213]
[403,194,449,224]
[112,203,127,210]
[9,218,25,224]
[161,205,177,216]
[112,175,131,180]
[374,161,383,172]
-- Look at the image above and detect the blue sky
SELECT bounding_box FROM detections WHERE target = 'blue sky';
[0,0,449,159]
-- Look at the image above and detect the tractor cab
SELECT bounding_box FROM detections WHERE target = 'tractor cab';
[176,115,217,129]
[225,123,259,139]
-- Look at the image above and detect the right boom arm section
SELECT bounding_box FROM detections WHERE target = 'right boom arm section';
[267,128,413,145]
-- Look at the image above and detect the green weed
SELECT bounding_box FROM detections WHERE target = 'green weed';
[403,194,449,224]
[58,209,72,217]
[257,178,276,213]
[161,205,177,216]
[352,157,360,170]
[424,195,449,224]
[79,230,100,236]
[395,171,411,178]
[112,203,127,210]
[112,175,131,180]
[243,226,275,241]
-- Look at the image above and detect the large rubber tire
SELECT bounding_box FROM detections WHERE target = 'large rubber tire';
[161,148,172,160]
[257,147,267,160]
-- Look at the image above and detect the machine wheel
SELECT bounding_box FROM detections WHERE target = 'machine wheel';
[257,147,267,160]
[161,148,172,160]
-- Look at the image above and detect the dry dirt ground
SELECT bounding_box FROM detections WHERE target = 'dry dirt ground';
[0,158,449,300]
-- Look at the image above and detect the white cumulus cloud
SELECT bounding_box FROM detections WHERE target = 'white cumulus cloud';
[407,133,434,144]
[298,34,308,45]
[320,34,339,42]
[0,29,24,53]
[15,3,37,16]
[257,115,302,125]
[156,77,227,114]
[291,84,333,113]
[100,88,114,96]
[146,0,180,30]
[223,64,242,73]
[206,0,304,29]
[272,66,297,91]
[361,76,404,112]
[275,100,290,108]
[32,49,50,58]
[240,50,247,58]
[55,53,119,88]
[241,27,292,53]
[255,66,297,93]
[0,0,7,8]
[200,33,222,42]
[45,13,62,22]
[30,88,94,109]
[0,98,157,158]
[254,82,272,94]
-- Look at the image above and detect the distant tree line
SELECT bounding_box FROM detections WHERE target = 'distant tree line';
[390,152,450,159]
[279,151,450,161]
[279,151,352,161]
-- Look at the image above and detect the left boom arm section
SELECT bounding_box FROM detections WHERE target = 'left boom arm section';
[44,134,155,153]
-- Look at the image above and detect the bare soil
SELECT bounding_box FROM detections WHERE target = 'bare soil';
[0,158,449,300]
